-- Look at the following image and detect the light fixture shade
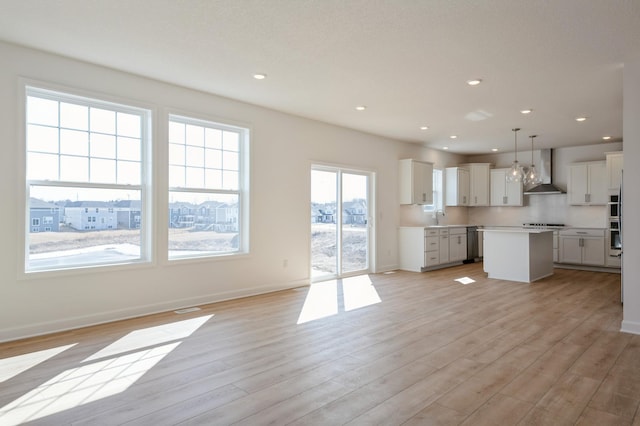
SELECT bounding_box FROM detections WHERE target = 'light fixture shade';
[506,161,524,183]
[524,134,542,186]
[524,165,542,186]
[506,128,524,183]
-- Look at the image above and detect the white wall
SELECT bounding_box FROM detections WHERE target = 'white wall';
[0,42,464,341]
[466,143,622,228]
[622,54,640,334]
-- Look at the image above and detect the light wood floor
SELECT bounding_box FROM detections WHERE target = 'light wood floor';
[1,263,637,425]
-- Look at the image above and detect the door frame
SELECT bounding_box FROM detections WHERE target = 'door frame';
[310,163,376,282]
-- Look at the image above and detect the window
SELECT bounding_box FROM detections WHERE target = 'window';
[168,115,248,259]
[424,169,444,212]
[25,86,150,272]
[32,218,40,227]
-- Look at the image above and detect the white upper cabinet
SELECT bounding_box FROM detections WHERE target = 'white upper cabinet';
[445,167,470,206]
[606,152,623,191]
[568,161,607,205]
[490,168,523,206]
[461,163,491,206]
[399,159,434,205]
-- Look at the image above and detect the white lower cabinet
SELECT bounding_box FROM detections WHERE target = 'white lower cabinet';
[448,227,467,262]
[399,227,468,272]
[559,229,605,266]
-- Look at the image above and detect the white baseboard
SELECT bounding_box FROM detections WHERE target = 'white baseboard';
[620,319,640,335]
[0,278,309,343]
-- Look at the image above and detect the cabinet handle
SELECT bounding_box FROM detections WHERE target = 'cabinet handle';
[422,193,426,202]
[475,196,477,204]
[579,238,584,247]
[503,196,507,205]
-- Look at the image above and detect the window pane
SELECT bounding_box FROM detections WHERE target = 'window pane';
[117,136,141,161]
[28,185,142,270]
[205,128,222,149]
[27,124,59,153]
[186,167,204,187]
[186,146,204,167]
[60,156,89,181]
[169,143,185,165]
[117,160,140,185]
[168,191,239,258]
[185,124,205,147]
[205,169,222,188]
[223,131,239,151]
[117,112,141,138]
[223,151,239,171]
[169,121,185,144]
[60,102,88,131]
[28,153,59,180]
[60,129,89,156]
[90,158,116,183]
[90,133,116,158]
[223,170,239,190]
[169,165,185,187]
[205,148,222,169]
[90,107,116,134]
[27,96,58,126]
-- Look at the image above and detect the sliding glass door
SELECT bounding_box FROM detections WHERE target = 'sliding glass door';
[311,166,371,281]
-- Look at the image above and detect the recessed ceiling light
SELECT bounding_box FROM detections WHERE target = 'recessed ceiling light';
[443,147,449,150]
[520,109,533,114]
[575,116,587,122]
[491,148,499,152]
[450,135,457,139]
[602,136,612,140]
[420,126,429,130]
[466,79,482,86]
[253,73,267,80]
[355,105,367,111]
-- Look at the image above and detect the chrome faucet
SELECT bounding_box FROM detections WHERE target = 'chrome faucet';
[434,209,445,225]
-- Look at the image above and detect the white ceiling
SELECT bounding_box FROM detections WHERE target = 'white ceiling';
[1,0,639,154]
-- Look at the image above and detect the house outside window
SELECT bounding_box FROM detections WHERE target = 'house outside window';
[168,114,249,259]
[25,86,150,273]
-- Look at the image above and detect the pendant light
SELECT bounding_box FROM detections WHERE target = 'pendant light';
[524,135,542,186]
[506,128,524,183]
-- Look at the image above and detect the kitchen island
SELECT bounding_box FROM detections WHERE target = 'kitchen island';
[482,228,554,283]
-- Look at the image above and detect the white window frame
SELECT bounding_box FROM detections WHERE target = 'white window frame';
[23,85,153,274]
[167,114,249,260]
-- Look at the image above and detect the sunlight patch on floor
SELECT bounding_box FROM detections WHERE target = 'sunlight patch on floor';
[343,275,381,311]
[454,276,476,285]
[84,315,213,362]
[0,314,213,425]
[297,275,381,324]
[0,344,77,383]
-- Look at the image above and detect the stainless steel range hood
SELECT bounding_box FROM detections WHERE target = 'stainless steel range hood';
[524,149,565,195]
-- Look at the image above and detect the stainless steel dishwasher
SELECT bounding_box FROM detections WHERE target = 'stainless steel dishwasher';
[465,226,479,263]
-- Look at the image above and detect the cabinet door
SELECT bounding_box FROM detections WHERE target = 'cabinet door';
[587,162,607,205]
[582,237,605,266]
[400,159,433,205]
[439,234,450,263]
[469,164,490,206]
[490,170,506,206]
[559,236,582,264]
[569,164,589,205]
[505,180,523,206]
[607,154,623,190]
[445,168,469,206]
[449,233,467,262]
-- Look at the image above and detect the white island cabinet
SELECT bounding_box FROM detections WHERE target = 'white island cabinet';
[483,229,554,283]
